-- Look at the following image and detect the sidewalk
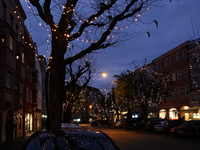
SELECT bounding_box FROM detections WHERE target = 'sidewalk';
[0,132,33,150]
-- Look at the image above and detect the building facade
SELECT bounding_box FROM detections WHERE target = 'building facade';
[153,41,191,120]
[0,0,26,141]
[0,0,47,142]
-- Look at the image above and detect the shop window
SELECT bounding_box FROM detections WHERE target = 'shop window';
[169,108,178,120]
[159,109,166,119]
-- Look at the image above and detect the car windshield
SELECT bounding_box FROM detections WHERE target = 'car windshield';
[24,132,117,150]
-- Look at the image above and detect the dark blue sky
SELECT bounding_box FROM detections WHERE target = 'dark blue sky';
[20,0,200,89]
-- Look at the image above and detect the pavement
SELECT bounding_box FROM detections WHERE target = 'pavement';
[0,132,33,150]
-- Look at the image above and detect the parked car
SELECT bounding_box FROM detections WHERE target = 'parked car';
[162,120,184,134]
[177,120,200,138]
[125,118,143,130]
[21,129,120,150]
[145,118,166,132]
[61,123,82,130]
[154,120,167,132]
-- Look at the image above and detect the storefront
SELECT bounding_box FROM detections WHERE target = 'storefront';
[25,113,33,132]
[180,107,200,121]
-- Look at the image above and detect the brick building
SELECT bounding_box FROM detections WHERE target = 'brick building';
[153,41,191,120]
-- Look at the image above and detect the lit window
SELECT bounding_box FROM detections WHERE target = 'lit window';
[171,73,176,81]
[9,35,13,50]
[22,53,24,63]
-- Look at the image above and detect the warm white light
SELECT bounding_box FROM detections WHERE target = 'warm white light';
[102,73,107,77]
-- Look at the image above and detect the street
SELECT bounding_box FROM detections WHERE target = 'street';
[1,124,200,150]
[80,124,200,150]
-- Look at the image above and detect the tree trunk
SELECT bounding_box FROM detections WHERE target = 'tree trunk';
[63,104,72,123]
[49,35,66,131]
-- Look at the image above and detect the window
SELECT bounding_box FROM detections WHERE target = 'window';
[170,55,174,64]
[172,89,177,99]
[9,35,13,50]
[155,63,159,70]
[178,87,183,98]
[22,53,24,63]
[185,85,190,97]
[176,52,180,61]
[7,72,11,88]
[184,68,189,78]
[177,70,182,80]
[171,73,176,81]
[10,14,14,28]
[30,91,32,103]
[3,1,7,19]
[165,58,169,66]
[160,61,163,68]
[182,49,187,58]
[26,88,29,102]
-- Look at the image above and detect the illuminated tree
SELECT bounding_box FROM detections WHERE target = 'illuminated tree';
[63,58,93,123]
[114,60,174,121]
[28,0,171,130]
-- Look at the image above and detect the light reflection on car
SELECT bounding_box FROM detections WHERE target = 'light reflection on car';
[21,129,120,150]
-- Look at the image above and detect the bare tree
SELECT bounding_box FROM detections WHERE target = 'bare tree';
[29,0,172,130]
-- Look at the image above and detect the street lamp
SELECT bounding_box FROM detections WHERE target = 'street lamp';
[102,72,107,77]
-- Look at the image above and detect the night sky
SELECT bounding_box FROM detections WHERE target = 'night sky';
[20,0,200,89]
